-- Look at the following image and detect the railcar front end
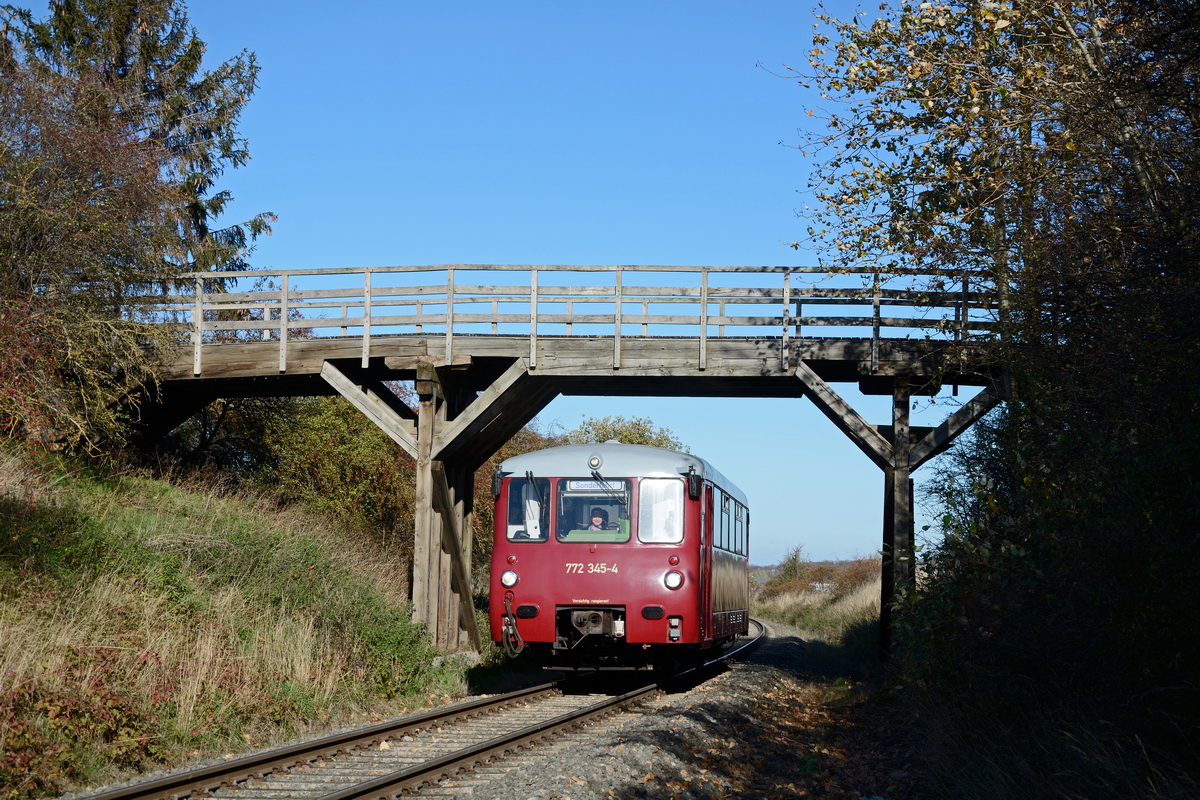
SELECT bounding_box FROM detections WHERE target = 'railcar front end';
[489,442,749,669]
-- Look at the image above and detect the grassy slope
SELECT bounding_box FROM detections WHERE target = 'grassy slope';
[0,453,461,798]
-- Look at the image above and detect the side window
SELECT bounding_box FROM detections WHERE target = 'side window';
[735,503,744,556]
[506,478,550,541]
[743,508,750,556]
[637,479,684,543]
[720,493,730,552]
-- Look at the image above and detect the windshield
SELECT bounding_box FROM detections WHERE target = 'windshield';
[555,478,631,542]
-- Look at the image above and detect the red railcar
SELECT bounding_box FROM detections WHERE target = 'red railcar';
[489,442,749,669]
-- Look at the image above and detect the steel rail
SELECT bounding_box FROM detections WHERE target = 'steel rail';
[318,682,658,800]
[319,619,767,799]
[78,682,563,800]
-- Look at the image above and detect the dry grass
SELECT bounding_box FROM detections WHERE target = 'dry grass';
[754,575,881,644]
[751,567,882,679]
[0,452,451,797]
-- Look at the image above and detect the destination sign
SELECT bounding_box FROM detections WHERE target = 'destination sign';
[567,480,624,491]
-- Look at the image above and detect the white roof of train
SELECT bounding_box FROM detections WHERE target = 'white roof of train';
[497,442,748,506]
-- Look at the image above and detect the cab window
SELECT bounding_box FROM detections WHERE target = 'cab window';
[638,478,684,544]
[506,478,550,541]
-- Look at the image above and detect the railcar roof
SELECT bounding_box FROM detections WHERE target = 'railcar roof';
[498,442,747,505]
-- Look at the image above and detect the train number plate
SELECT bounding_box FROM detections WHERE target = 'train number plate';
[564,562,620,574]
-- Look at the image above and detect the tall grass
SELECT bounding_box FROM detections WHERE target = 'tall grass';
[0,451,458,798]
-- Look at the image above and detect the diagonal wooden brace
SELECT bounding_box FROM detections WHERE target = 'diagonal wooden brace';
[321,361,419,458]
[429,461,482,650]
[909,387,1002,471]
[794,361,895,470]
[432,358,558,466]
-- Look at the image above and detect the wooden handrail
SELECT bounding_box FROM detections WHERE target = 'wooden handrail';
[161,265,1000,376]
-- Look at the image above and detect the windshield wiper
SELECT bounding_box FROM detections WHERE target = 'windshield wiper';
[590,470,628,506]
[526,470,546,506]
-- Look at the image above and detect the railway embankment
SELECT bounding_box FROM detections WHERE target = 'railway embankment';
[0,452,463,798]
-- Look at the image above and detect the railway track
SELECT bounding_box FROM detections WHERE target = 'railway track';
[83,620,763,800]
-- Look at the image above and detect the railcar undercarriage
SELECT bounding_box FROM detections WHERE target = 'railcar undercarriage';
[532,605,706,670]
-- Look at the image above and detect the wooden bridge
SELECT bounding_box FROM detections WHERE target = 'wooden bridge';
[134,264,1003,651]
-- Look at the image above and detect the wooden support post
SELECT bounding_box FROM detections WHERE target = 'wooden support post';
[429,462,482,651]
[362,271,372,368]
[529,269,538,368]
[445,267,455,365]
[413,361,439,633]
[613,269,623,369]
[781,272,791,371]
[278,273,289,373]
[438,545,453,649]
[193,276,203,376]
[881,467,896,659]
[871,271,881,373]
[428,391,450,643]
[457,467,475,651]
[880,378,914,659]
[891,377,913,590]
[699,269,708,370]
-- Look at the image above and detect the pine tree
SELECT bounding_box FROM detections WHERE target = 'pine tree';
[3,0,274,272]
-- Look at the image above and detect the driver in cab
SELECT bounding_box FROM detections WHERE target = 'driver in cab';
[587,508,612,530]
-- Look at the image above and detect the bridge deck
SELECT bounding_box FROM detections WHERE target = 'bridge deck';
[161,333,991,391]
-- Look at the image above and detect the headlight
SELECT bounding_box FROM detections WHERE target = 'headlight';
[664,570,683,590]
[500,570,519,588]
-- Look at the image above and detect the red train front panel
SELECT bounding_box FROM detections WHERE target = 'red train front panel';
[490,474,709,665]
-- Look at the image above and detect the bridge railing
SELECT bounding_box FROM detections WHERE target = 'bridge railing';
[146,264,999,375]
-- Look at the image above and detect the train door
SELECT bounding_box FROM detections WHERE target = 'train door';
[700,482,715,644]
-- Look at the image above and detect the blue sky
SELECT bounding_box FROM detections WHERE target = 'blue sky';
[184,1,963,563]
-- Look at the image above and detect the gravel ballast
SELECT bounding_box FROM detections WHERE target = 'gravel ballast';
[418,621,919,799]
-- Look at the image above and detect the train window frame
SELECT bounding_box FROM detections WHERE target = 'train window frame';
[720,493,731,552]
[505,477,551,542]
[555,478,632,543]
[729,503,739,554]
[637,478,684,544]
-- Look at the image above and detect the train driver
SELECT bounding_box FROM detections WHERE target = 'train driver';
[587,508,610,530]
